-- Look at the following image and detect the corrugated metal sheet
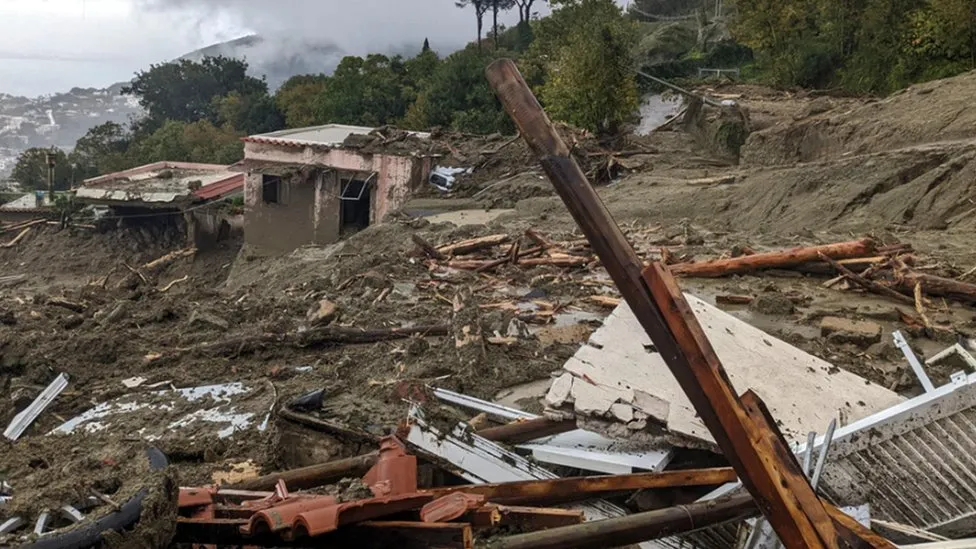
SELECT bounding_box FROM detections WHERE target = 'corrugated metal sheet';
[649,371,976,548]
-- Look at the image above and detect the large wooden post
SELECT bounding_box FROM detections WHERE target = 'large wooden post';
[484,58,891,549]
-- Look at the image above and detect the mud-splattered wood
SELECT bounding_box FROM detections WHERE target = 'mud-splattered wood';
[669,239,876,278]
[817,252,914,304]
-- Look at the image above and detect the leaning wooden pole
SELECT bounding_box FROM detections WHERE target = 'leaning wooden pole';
[485,58,891,549]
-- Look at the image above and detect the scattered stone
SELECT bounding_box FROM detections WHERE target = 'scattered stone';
[306,299,339,326]
[545,373,574,408]
[821,316,883,347]
[506,319,532,338]
[59,315,84,330]
[99,302,131,325]
[188,310,230,331]
[750,292,796,315]
[0,308,15,325]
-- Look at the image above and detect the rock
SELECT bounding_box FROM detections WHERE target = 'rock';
[59,315,84,330]
[99,301,130,326]
[821,316,882,347]
[867,341,900,361]
[188,310,230,331]
[545,373,574,408]
[0,308,15,325]
[506,319,532,339]
[750,292,796,315]
[306,299,339,326]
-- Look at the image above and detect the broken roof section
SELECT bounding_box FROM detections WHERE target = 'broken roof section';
[76,161,244,208]
[547,296,905,450]
[241,124,378,148]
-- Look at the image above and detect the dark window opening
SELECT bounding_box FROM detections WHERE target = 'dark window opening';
[340,179,370,233]
[262,175,281,204]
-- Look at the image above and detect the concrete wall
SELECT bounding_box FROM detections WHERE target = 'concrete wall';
[186,207,242,250]
[242,142,429,253]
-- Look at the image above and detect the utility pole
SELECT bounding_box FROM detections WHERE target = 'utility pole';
[45,149,56,199]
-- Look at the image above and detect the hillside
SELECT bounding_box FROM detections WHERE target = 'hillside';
[0,34,347,179]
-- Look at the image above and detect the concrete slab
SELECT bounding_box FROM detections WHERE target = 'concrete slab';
[548,296,905,449]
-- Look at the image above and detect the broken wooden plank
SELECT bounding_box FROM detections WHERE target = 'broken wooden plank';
[424,468,737,506]
[893,271,976,304]
[668,239,876,278]
[437,234,511,256]
[412,234,446,260]
[485,58,883,549]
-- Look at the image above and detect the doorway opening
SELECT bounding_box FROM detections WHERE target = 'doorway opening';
[340,178,370,233]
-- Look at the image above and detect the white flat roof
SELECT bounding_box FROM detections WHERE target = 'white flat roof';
[246,124,431,148]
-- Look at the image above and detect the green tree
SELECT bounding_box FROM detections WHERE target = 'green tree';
[275,74,330,128]
[457,0,491,51]
[536,0,640,135]
[11,148,73,191]
[316,55,408,126]
[489,0,518,49]
[130,120,243,166]
[215,91,285,135]
[413,47,513,134]
[122,56,268,125]
[68,122,131,178]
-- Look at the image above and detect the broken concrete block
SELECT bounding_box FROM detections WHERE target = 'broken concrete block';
[189,310,230,331]
[633,390,670,424]
[545,373,574,408]
[306,299,339,326]
[610,403,634,423]
[821,316,882,347]
[571,382,625,416]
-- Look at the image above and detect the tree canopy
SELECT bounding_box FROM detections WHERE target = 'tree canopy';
[12,148,74,191]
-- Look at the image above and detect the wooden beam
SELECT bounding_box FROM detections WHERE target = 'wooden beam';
[484,57,864,549]
[476,418,577,444]
[486,494,757,549]
[424,468,737,506]
[228,452,379,491]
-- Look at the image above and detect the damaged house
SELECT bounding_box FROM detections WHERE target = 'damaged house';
[235,124,434,253]
[75,161,244,248]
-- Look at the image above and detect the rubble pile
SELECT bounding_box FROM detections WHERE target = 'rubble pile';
[3,68,976,549]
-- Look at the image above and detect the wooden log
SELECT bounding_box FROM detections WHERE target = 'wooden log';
[0,219,46,235]
[437,234,511,256]
[46,297,86,313]
[229,452,379,491]
[589,295,621,308]
[669,239,876,278]
[525,228,554,248]
[424,468,738,506]
[517,256,593,268]
[116,248,197,289]
[894,271,976,304]
[476,418,577,445]
[817,253,914,304]
[485,58,882,549]
[486,494,757,549]
[1,227,33,248]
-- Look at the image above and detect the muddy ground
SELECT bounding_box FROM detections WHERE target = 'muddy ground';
[2,71,976,546]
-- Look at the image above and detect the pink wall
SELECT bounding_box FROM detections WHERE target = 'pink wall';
[243,142,430,251]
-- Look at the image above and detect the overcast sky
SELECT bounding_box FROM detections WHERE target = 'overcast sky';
[0,0,542,97]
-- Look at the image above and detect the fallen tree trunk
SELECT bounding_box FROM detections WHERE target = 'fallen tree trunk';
[894,271,976,304]
[669,239,876,278]
[437,234,511,256]
[1,227,33,248]
[229,452,379,491]
[168,324,450,358]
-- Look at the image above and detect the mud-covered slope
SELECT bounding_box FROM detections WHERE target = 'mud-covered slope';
[743,70,976,166]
